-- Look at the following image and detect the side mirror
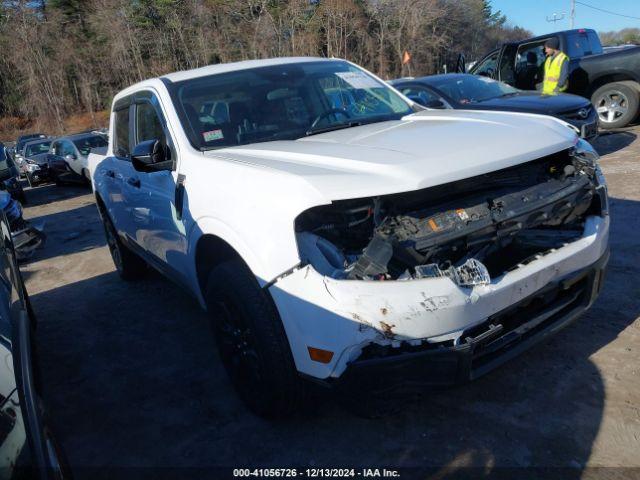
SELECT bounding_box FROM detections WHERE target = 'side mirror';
[131,139,171,172]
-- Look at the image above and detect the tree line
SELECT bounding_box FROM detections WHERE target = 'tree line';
[599,28,640,47]
[0,0,530,132]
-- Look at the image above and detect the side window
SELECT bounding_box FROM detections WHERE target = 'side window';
[135,102,165,144]
[587,32,603,55]
[399,86,445,108]
[61,141,76,158]
[567,32,602,57]
[114,107,131,158]
[567,33,591,57]
[473,51,499,78]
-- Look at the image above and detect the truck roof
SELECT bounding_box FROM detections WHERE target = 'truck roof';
[162,56,335,83]
[506,28,597,45]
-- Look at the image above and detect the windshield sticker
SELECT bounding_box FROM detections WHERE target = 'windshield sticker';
[203,129,224,142]
[335,71,380,89]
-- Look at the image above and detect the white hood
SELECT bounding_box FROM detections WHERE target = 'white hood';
[205,109,578,202]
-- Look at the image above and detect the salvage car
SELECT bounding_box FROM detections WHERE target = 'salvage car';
[48,133,107,185]
[21,138,53,187]
[391,74,598,140]
[0,143,26,203]
[89,57,609,417]
[468,28,640,129]
[14,134,47,174]
[0,164,69,477]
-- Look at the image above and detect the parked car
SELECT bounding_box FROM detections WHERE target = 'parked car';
[467,28,640,128]
[390,74,598,139]
[21,138,53,187]
[0,160,68,477]
[14,134,47,170]
[89,57,609,417]
[0,144,26,203]
[47,133,108,185]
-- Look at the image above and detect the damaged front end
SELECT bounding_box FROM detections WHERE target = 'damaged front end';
[296,140,606,287]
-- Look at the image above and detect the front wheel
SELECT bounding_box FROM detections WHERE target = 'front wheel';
[100,208,147,280]
[592,82,640,129]
[205,258,303,418]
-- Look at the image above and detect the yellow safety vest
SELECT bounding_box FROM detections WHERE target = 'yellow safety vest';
[543,52,569,95]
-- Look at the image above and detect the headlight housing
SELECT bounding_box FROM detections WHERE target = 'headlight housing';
[573,138,599,164]
[26,162,40,172]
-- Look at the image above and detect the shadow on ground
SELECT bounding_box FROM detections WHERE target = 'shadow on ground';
[25,191,639,479]
[593,130,637,156]
[22,181,90,208]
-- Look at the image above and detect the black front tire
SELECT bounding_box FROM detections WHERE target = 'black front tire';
[206,258,303,418]
[100,208,147,281]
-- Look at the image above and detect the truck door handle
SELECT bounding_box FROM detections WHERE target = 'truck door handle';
[127,177,141,188]
[105,169,115,178]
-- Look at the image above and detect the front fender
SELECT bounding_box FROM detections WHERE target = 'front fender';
[188,216,299,307]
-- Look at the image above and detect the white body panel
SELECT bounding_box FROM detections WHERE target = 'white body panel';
[91,57,609,380]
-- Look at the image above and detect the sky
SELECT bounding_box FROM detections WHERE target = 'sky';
[491,0,640,35]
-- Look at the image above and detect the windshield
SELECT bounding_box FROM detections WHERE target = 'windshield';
[73,135,108,156]
[170,60,413,150]
[24,140,51,157]
[429,75,519,104]
[17,134,45,153]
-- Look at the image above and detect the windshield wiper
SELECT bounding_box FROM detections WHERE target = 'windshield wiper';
[305,121,362,137]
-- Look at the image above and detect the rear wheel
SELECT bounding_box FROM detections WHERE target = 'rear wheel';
[205,258,303,418]
[592,82,640,129]
[100,208,146,280]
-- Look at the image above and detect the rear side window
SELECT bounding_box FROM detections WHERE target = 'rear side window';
[114,108,130,158]
[566,32,603,58]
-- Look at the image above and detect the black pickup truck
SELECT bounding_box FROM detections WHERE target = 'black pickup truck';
[467,29,640,129]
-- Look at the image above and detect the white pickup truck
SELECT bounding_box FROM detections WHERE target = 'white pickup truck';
[89,57,609,417]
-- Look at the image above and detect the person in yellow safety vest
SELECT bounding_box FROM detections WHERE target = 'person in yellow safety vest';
[542,37,569,95]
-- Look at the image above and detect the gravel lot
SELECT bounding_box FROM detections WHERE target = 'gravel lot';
[19,128,640,479]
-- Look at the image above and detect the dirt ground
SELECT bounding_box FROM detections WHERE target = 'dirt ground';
[18,128,640,479]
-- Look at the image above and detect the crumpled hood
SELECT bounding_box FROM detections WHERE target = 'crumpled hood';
[205,109,577,202]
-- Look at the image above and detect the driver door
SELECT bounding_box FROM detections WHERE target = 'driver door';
[470,49,500,79]
[123,90,190,283]
[61,140,82,175]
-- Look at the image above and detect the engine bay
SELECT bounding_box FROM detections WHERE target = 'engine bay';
[295,148,605,284]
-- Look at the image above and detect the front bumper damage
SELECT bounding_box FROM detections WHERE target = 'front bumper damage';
[268,214,609,382]
[337,248,608,392]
